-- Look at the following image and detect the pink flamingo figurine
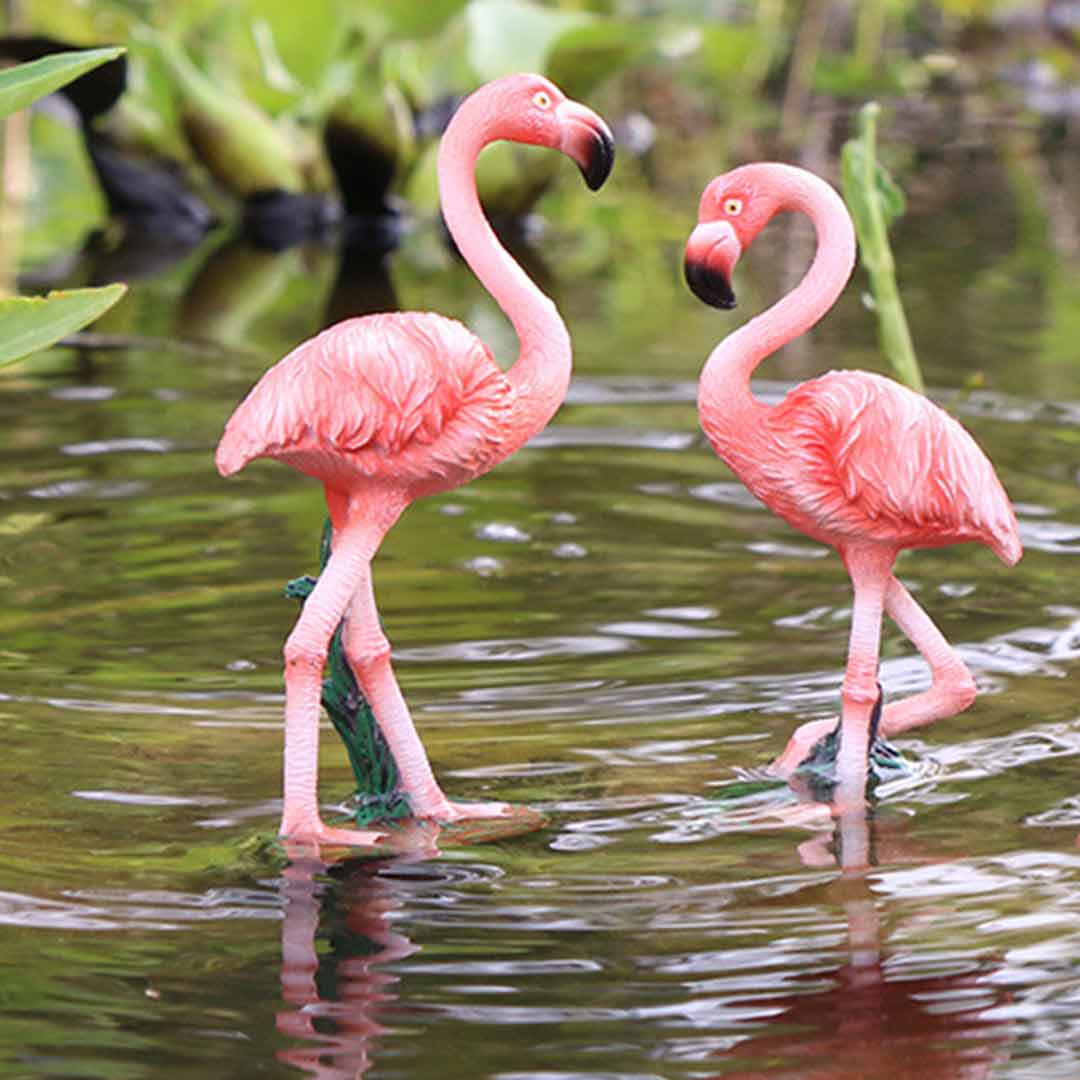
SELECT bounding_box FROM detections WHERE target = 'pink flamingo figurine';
[683,162,1021,804]
[216,74,614,846]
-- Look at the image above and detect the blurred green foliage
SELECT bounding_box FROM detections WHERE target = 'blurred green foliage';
[13,0,1070,233]
[0,48,126,366]
[7,0,1078,398]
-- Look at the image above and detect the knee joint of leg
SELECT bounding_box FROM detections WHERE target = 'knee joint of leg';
[841,672,880,708]
[345,629,391,670]
[283,634,328,672]
[948,665,977,711]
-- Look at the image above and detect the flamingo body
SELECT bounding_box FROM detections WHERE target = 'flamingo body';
[217,74,613,847]
[709,368,1020,564]
[685,162,1020,801]
[217,312,513,497]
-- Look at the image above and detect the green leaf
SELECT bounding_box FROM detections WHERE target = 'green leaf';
[547,21,654,98]
[873,158,906,227]
[699,23,760,79]
[0,285,127,369]
[465,0,589,81]
[352,0,469,37]
[0,47,125,120]
[841,140,874,239]
[841,135,905,232]
[151,34,305,195]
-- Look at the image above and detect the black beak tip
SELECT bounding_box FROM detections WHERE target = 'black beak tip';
[580,128,615,191]
[684,258,737,310]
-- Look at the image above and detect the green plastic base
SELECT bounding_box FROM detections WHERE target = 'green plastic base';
[792,688,911,801]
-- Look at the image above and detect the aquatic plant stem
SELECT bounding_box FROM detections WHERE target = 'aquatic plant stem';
[841,102,925,394]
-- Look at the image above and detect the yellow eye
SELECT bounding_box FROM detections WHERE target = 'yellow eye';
[532,90,552,109]
[724,198,743,216]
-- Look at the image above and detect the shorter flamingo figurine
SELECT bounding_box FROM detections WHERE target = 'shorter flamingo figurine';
[683,162,1021,803]
[217,75,614,846]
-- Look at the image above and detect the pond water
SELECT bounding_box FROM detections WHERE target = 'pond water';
[4,98,1080,1078]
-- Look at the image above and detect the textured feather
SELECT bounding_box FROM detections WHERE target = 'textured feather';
[216,312,515,494]
[744,371,1021,564]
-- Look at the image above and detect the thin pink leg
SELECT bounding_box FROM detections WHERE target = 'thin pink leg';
[877,576,976,738]
[769,548,894,782]
[833,545,894,810]
[280,526,387,847]
[774,551,975,784]
[340,565,511,823]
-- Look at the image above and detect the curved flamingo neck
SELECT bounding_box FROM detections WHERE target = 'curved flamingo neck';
[699,167,856,457]
[439,92,570,448]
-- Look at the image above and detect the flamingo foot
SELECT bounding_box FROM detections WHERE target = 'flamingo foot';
[427,798,514,824]
[280,816,389,848]
[768,718,837,779]
[769,689,909,794]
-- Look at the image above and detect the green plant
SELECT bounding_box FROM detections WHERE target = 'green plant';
[0,47,126,370]
[841,101,925,393]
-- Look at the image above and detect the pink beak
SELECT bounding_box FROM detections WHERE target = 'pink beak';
[557,100,615,191]
[684,219,740,310]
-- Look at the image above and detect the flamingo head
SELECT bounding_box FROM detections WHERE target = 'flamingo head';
[478,74,615,190]
[684,164,787,310]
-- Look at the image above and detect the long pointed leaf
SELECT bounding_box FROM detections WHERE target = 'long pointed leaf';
[0,47,125,120]
[0,285,127,369]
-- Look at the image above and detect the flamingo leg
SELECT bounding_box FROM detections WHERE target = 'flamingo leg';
[281,528,387,847]
[340,563,511,823]
[770,570,979,781]
[877,576,977,738]
[768,549,894,784]
[833,545,894,809]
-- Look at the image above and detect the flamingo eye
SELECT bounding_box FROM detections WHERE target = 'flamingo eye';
[724,198,743,216]
[532,90,552,109]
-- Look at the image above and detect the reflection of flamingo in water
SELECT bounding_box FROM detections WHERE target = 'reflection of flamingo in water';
[216,75,614,846]
[683,163,1021,805]
[276,851,416,1078]
[703,812,1014,1079]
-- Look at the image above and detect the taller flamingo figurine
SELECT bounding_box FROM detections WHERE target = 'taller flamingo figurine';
[683,163,1020,804]
[216,74,614,846]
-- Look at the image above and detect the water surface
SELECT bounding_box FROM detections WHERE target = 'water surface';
[3,104,1080,1078]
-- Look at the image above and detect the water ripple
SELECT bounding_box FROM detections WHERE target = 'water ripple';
[60,437,173,456]
[395,635,634,663]
[532,426,695,452]
[687,480,768,511]
[71,790,227,808]
[475,522,532,543]
[0,885,279,931]
[400,958,604,977]
[565,376,696,405]
[1026,796,1080,828]
[1018,518,1080,554]
[597,620,734,640]
[49,385,117,401]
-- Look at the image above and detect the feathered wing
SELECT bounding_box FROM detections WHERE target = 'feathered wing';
[765,372,1021,564]
[216,312,514,490]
